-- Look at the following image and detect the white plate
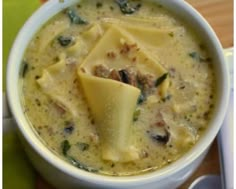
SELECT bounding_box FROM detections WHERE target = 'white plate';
[217,47,234,189]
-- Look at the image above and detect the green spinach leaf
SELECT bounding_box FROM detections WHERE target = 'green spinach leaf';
[67,8,88,25]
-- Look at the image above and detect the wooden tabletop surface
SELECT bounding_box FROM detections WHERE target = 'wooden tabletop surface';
[185,0,233,48]
[179,0,233,188]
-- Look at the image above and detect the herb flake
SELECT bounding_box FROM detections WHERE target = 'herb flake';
[162,94,172,102]
[77,142,89,151]
[188,51,210,62]
[57,36,73,47]
[64,121,74,134]
[133,109,141,121]
[67,156,98,172]
[96,2,103,8]
[61,140,97,173]
[115,0,141,14]
[168,32,174,37]
[61,140,71,156]
[155,73,168,87]
[137,92,145,104]
[22,61,29,77]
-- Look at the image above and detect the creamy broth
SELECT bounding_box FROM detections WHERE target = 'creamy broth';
[21,0,215,176]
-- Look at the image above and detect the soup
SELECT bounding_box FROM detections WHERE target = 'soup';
[21,0,215,176]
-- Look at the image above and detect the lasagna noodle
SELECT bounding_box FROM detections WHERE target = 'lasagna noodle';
[102,19,176,48]
[102,16,175,29]
[78,73,140,162]
[67,24,104,57]
[78,25,170,162]
[79,25,170,96]
[37,54,79,117]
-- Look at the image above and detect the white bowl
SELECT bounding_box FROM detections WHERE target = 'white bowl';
[7,0,230,189]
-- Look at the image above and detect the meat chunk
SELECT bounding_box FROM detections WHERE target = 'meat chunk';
[93,65,137,86]
[137,71,155,94]
[93,65,157,104]
[108,69,121,81]
[137,72,155,89]
[93,64,110,78]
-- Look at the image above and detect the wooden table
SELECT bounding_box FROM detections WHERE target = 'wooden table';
[179,0,233,188]
[185,0,233,48]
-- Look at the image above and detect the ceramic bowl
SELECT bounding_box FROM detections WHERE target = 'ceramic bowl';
[7,0,229,188]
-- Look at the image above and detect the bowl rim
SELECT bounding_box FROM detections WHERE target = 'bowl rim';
[6,0,230,187]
